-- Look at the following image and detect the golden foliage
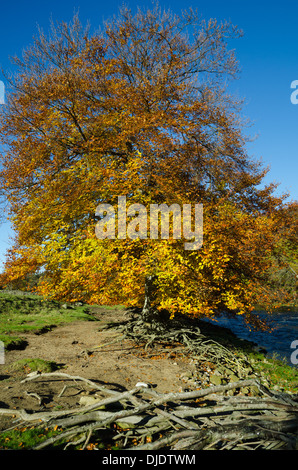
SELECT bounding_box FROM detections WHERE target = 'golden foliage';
[0,6,294,322]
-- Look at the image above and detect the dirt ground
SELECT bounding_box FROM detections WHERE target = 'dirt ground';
[0,306,199,432]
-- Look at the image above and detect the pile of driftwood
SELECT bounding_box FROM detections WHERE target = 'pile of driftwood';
[1,371,298,450]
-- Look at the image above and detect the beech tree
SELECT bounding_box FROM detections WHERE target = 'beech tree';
[0,6,294,327]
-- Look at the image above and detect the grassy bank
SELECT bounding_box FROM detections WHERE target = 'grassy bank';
[0,290,95,350]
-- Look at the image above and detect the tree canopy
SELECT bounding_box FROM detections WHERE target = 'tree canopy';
[0,5,296,326]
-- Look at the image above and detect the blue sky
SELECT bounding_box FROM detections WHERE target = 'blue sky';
[0,0,297,269]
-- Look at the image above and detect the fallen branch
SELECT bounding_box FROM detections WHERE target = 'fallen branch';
[20,371,120,395]
[1,372,297,450]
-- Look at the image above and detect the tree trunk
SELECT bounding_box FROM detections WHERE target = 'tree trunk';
[141,275,162,329]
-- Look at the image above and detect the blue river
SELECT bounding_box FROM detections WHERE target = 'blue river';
[203,310,298,367]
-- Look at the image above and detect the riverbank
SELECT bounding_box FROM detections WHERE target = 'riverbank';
[0,290,297,393]
[203,309,298,366]
[0,291,297,449]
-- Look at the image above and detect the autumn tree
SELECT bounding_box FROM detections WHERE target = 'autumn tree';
[0,6,293,328]
[266,201,298,305]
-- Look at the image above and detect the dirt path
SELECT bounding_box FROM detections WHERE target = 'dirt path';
[0,307,197,431]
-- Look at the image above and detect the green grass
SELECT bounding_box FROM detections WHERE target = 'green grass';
[252,355,298,393]
[8,357,60,373]
[0,426,64,450]
[0,291,95,349]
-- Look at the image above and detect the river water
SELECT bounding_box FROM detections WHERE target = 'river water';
[203,310,298,367]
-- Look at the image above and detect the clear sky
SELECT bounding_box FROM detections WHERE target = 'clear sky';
[0,0,297,269]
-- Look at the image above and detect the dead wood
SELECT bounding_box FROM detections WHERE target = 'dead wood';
[1,371,297,450]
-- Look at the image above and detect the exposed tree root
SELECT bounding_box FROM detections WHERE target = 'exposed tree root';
[112,311,254,380]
